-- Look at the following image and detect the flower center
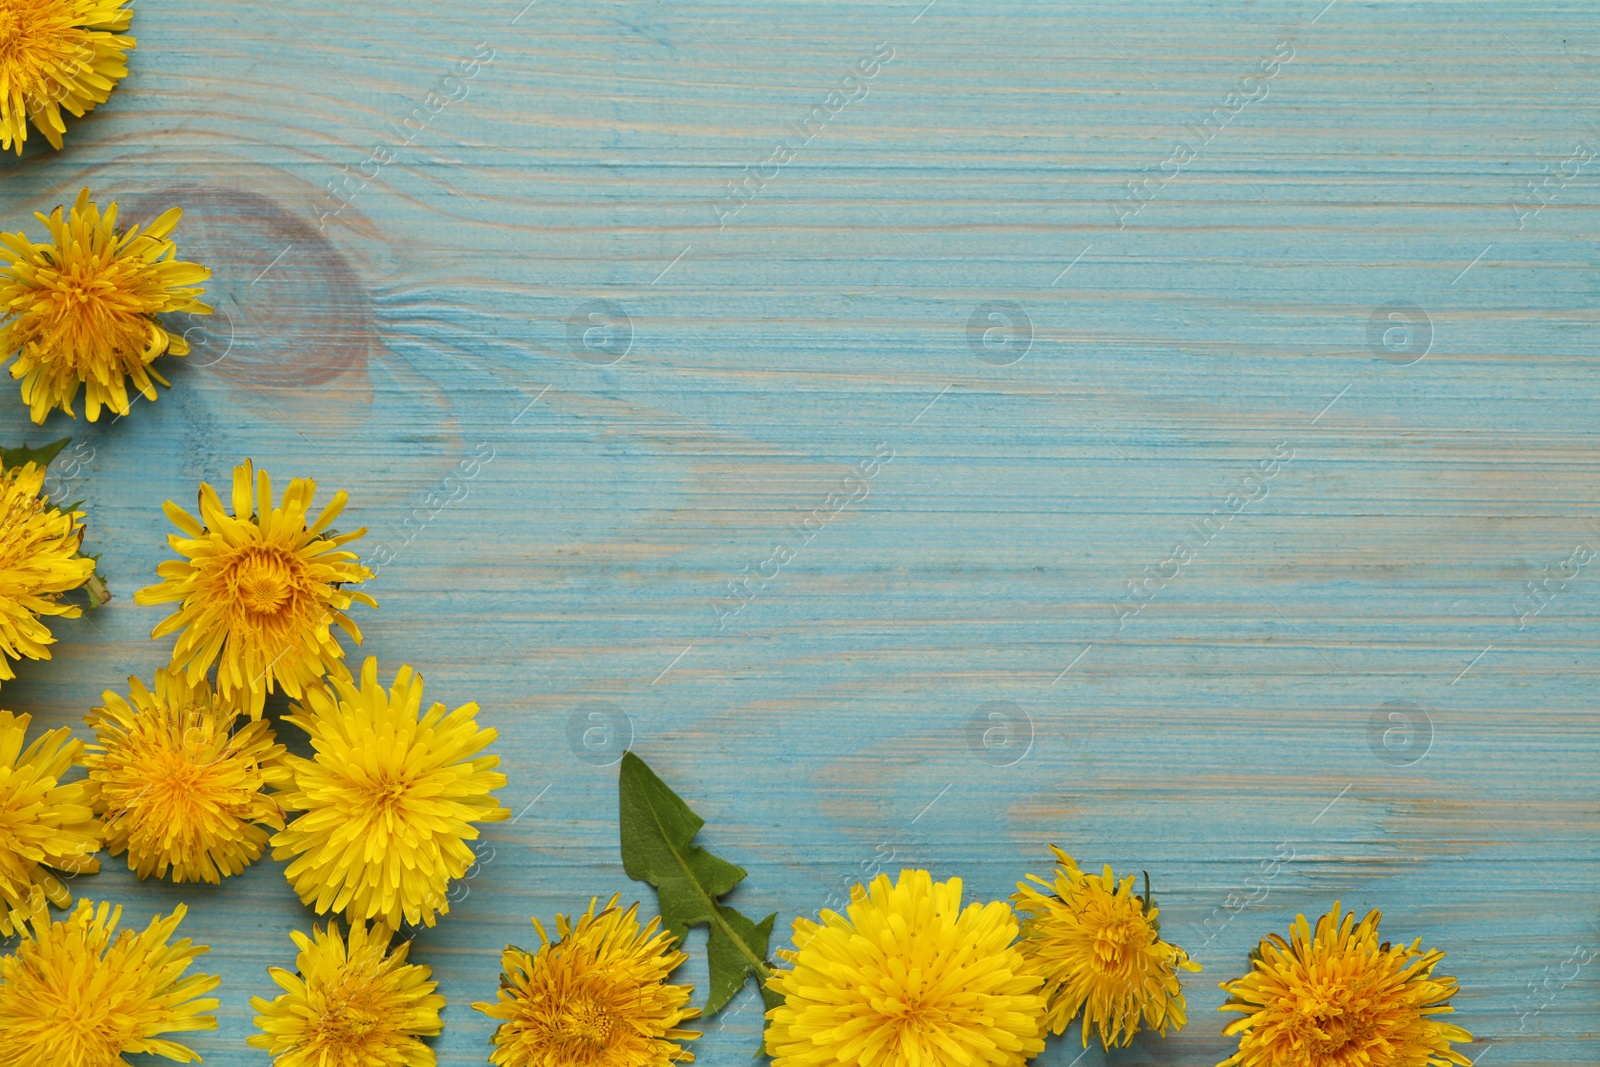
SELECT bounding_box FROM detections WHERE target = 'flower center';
[152,757,203,801]
[0,5,32,57]
[316,997,381,1048]
[566,999,615,1047]
[357,773,413,823]
[38,267,130,350]
[0,0,106,127]
[104,730,244,854]
[889,997,951,1039]
[1292,991,1373,1056]
[0,13,20,55]
[1092,917,1143,972]
[35,991,123,1060]
[227,547,300,617]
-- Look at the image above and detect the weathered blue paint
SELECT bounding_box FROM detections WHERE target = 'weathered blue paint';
[0,1,1595,1063]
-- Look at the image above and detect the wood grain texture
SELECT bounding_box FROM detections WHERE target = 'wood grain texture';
[1,0,1597,1063]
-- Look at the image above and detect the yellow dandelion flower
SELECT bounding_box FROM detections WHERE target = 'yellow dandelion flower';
[83,667,289,883]
[1219,903,1473,1067]
[473,894,701,1067]
[271,657,509,928]
[1012,846,1199,1049]
[0,0,135,155]
[1,187,210,423]
[765,869,1046,1067]
[134,460,375,717]
[250,919,445,1067]
[0,898,219,1066]
[0,459,95,681]
[0,709,99,935]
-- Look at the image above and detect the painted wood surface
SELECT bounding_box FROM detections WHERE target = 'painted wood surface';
[2,1,1597,1063]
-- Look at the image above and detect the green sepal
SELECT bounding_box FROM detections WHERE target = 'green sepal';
[1141,869,1160,934]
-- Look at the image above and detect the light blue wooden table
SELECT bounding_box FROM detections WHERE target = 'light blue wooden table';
[1,1,1596,1064]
